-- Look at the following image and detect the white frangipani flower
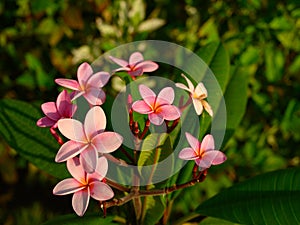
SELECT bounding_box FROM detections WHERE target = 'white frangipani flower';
[176,74,213,116]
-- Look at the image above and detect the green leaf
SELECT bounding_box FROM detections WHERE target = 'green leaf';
[141,196,166,225]
[199,217,241,225]
[214,65,249,146]
[196,41,231,140]
[42,214,115,225]
[265,44,285,82]
[196,168,300,225]
[138,18,166,33]
[138,133,174,186]
[197,41,230,92]
[0,99,68,179]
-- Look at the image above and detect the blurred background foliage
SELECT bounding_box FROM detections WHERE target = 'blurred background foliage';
[0,0,300,224]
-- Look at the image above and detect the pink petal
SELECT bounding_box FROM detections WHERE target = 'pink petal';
[109,55,128,67]
[88,156,108,180]
[159,105,181,121]
[77,62,93,88]
[195,158,211,169]
[175,83,192,93]
[53,178,85,195]
[80,146,98,173]
[157,105,180,120]
[56,90,74,118]
[201,134,215,151]
[129,52,144,65]
[194,82,208,98]
[55,141,88,162]
[41,102,60,121]
[58,119,87,142]
[87,72,110,88]
[92,132,123,153]
[128,67,143,77]
[148,112,164,125]
[178,148,197,160]
[36,117,55,127]
[181,74,195,91]
[156,87,175,105]
[198,150,226,169]
[138,84,156,106]
[55,79,80,90]
[192,98,204,115]
[72,189,90,216]
[132,100,153,114]
[137,61,158,72]
[67,157,85,183]
[71,91,85,102]
[84,106,106,140]
[83,88,106,105]
[202,100,213,117]
[185,132,200,151]
[89,181,114,201]
[203,150,227,165]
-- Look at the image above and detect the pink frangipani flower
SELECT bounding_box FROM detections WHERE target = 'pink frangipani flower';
[179,132,226,170]
[132,85,181,126]
[55,62,110,105]
[176,73,213,116]
[109,52,158,77]
[37,90,77,128]
[53,156,114,216]
[55,106,123,173]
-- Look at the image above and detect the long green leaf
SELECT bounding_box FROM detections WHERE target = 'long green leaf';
[138,133,174,186]
[42,214,115,225]
[141,196,166,225]
[214,65,249,146]
[196,168,300,225]
[199,217,241,225]
[0,99,68,179]
[168,42,232,199]
[197,41,230,92]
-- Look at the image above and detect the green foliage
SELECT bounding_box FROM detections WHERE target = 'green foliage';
[1,0,300,224]
[196,168,300,225]
[0,99,68,179]
[42,214,115,225]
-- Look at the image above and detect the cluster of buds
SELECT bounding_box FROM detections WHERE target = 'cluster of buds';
[37,52,226,216]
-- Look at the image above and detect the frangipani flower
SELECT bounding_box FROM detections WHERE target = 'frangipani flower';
[179,133,226,170]
[53,156,114,216]
[55,106,123,173]
[132,85,181,125]
[37,90,77,128]
[176,74,213,116]
[109,52,158,77]
[55,62,110,105]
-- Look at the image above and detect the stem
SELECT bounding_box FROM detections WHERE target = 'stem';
[105,170,207,209]
[180,96,192,112]
[167,118,180,133]
[105,178,131,193]
[103,153,128,167]
[139,119,150,139]
[50,127,64,145]
[119,146,135,163]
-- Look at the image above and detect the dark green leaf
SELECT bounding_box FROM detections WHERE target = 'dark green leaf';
[0,99,68,179]
[197,41,230,92]
[199,217,241,225]
[196,168,300,225]
[141,196,166,225]
[214,65,249,146]
[42,214,115,225]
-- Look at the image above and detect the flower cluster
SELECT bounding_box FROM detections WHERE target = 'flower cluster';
[37,51,226,216]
